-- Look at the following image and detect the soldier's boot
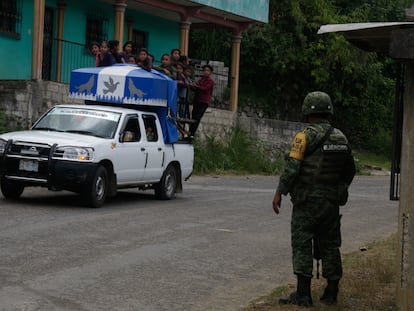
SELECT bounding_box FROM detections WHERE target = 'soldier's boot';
[320,279,339,305]
[279,274,313,307]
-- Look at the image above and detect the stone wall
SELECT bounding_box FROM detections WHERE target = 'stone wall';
[0,80,80,128]
[237,115,305,158]
[196,107,236,141]
[197,109,305,158]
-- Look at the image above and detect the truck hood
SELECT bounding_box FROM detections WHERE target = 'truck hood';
[0,130,109,146]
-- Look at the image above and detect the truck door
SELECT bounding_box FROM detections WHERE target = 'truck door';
[142,114,164,181]
[114,114,146,184]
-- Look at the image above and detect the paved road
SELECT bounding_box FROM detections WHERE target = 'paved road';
[0,175,398,311]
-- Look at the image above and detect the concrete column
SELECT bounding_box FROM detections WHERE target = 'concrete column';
[113,0,127,46]
[179,21,191,56]
[32,0,45,80]
[56,1,66,82]
[396,64,414,311]
[229,33,242,112]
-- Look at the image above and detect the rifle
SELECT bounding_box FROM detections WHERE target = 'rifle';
[313,237,321,279]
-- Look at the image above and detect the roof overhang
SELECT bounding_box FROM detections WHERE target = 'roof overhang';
[103,0,268,32]
[318,22,414,58]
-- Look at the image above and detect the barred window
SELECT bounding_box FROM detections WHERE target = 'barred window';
[85,15,108,47]
[132,29,148,50]
[0,0,22,39]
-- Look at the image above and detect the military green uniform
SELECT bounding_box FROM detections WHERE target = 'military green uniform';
[277,120,355,280]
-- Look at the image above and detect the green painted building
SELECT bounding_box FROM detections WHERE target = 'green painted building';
[0,0,268,127]
[0,0,268,82]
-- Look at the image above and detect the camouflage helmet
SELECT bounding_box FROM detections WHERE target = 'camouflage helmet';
[302,91,333,116]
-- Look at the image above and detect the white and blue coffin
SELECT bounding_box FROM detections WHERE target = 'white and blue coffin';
[69,65,178,143]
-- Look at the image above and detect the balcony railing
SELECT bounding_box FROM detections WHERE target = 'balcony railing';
[49,38,95,83]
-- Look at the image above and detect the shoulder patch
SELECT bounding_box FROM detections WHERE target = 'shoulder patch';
[289,131,306,161]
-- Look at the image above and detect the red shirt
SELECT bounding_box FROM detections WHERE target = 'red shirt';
[195,76,214,104]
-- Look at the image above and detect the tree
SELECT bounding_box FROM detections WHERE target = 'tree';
[189,28,232,65]
[238,0,411,151]
[188,0,412,152]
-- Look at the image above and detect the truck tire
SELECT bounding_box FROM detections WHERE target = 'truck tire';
[84,166,108,208]
[155,165,177,200]
[1,177,24,199]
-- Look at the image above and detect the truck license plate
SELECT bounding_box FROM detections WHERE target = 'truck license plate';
[19,159,39,172]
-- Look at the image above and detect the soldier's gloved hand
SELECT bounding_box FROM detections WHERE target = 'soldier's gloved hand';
[272,191,281,215]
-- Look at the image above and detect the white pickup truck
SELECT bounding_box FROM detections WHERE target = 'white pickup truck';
[0,65,194,207]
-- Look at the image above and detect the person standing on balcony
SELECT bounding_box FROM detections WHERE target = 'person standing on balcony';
[136,48,152,72]
[108,40,125,64]
[178,55,190,67]
[189,64,214,138]
[153,54,173,78]
[90,41,100,67]
[97,41,115,67]
[170,48,181,78]
[183,66,194,119]
[128,55,136,64]
[176,62,188,118]
[119,41,134,64]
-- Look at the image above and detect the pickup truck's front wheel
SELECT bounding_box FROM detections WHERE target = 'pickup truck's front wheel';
[155,165,177,200]
[1,177,24,199]
[84,166,108,208]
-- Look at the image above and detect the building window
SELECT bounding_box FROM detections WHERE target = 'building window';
[0,0,22,39]
[85,15,108,47]
[132,29,148,50]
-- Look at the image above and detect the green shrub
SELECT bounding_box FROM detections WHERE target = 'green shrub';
[193,127,284,175]
[365,127,392,159]
[353,150,391,175]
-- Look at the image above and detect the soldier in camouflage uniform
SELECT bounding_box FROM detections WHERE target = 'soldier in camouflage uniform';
[272,91,355,307]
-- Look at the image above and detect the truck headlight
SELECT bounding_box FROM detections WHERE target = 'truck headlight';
[0,139,6,154]
[57,146,94,161]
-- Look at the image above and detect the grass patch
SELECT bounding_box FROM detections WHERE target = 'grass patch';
[243,234,398,311]
[353,150,391,175]
[193,127,284,175]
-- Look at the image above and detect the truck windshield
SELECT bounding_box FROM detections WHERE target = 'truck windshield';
[33,107,121,138]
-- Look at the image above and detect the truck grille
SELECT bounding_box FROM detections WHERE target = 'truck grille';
[3,141,52,181]
[9,142,52,158]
